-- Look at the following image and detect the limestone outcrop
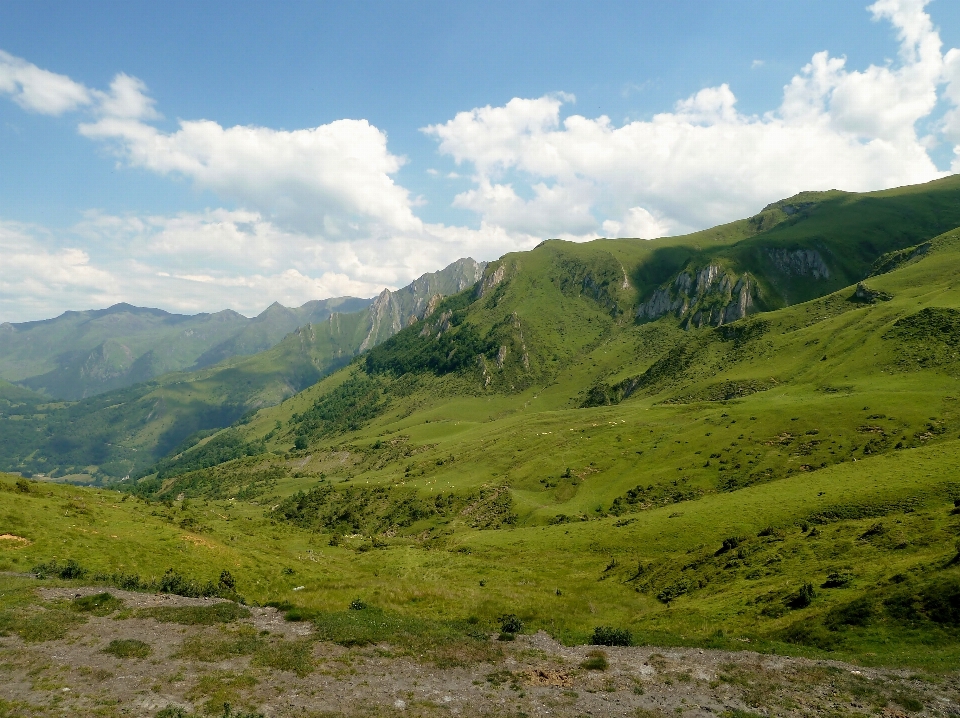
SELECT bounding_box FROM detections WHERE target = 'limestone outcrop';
[766,248,830,279]
[637,263,757,329]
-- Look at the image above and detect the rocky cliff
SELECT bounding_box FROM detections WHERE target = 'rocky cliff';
[637,263,757,329]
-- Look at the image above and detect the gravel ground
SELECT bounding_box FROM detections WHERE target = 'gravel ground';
[1,586,958,717]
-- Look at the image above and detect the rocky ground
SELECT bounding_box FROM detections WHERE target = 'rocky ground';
[1,586,958,717]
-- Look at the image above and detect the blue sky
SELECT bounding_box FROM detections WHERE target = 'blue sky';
[1,0,960,321]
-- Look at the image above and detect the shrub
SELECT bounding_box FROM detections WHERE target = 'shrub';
[787,582,816,609]
[32,559,87,580]
[715,536,742,556]
[822,571,853,588]
[218,570,237,592]
[591,626,631,646]
[15,478,30,493]
[498,614,523,634]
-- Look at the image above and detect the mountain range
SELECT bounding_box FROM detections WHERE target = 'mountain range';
[0,258,484,478]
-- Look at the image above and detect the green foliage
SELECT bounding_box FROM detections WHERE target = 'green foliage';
[591,626,631,646]
[156,460,287,501]
[822,571,853,588]
[788,582,816,609]
[498,614,523,634]
[289,374,387,440]
[146,429,266,481]
[364,290,491,378]
[32,558,87,580]
[102,638,152,659]
[31,558,242,601]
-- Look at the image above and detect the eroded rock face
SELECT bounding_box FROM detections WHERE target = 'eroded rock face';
[637,263,756,328]
[477,264,506,298]
[766,248,830,279]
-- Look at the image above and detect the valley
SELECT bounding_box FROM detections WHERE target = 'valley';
[4,176,960,716]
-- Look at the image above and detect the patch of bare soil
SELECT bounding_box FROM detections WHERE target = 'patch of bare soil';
[2,586,959,717]
[0,534,30,546]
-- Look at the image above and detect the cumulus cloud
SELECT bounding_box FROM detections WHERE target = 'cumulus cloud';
[424,0,959,238]
[79,113,421,237]
[0,50,92,115]
[0,220,121,321]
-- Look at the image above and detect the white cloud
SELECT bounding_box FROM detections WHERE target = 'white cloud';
[80,110,421,237]
[423,0,958,238]
[0,50,92,115]
[97,73,161,120]
[602,207,668,239]
[0,205,543,322]
[0,220,121,321]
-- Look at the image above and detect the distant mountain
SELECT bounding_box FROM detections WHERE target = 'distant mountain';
[0,297,370,400]
[0,258,486,479]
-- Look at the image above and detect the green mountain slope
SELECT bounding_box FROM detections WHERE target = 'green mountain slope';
[0,297,370,400]
[94,177,960,666]
[0,259,485,480]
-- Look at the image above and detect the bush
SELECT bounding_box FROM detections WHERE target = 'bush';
[715,536,742,556]
[822,571,853,588]
[32,559,87,580]
[591,626,631,646]
[498,614,523,634]
[15,478,30,493]
[787,582,816,609]
[218,570,236,592]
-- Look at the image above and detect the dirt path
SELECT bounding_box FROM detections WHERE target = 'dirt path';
[1,586,958,717]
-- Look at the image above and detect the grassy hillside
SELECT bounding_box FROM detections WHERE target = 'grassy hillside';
[5,178,960,671]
